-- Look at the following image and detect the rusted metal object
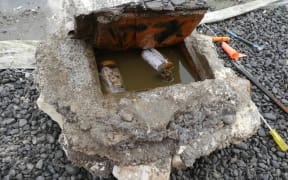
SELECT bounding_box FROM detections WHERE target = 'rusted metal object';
[141,48,174,82]
[75,4,207,50]
[100,60,125,93]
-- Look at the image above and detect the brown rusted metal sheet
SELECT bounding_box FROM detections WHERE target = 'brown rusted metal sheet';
[75,5,207,50]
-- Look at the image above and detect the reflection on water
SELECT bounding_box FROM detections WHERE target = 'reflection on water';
[95,46,197,93]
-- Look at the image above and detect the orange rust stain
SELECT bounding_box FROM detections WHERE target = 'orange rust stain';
[94,10,206,50]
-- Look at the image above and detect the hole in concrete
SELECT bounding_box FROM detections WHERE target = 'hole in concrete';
[94,44,203,94]
[73,4,210,94]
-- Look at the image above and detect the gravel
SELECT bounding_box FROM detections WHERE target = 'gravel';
[0,70,103,179]
[173,5,288,179]
[1,4,288,180]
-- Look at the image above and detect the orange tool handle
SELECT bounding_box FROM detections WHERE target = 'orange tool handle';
[221,42,240,60]
[212,37,231,42]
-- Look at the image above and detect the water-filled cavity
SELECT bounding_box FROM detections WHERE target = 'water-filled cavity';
[95,45,200,93]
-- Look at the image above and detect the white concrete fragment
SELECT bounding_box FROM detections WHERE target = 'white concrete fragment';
[201,0,281,24]
[113,158,171,180]
[172,155,186,169]
[0,40,38,69]
[37,94,64,129]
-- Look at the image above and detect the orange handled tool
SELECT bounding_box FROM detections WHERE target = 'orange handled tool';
[221,42,246,60]
[198,34,231,42]
[212,36,231,42]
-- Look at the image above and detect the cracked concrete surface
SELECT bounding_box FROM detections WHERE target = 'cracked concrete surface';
[35,0,260,178]
[35,32,260,178]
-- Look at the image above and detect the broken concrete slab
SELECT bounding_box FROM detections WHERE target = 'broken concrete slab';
[35,0,261,179]
[35,29,260,178]
[0,40,38,69]
[113,158,171,180]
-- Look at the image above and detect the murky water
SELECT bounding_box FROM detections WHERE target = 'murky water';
[95,46,197,93]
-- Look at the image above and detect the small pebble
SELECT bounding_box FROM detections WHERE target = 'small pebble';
[258,128,266,137]
[36,159,44,169]
[35,176,45,180]
[19,119,28,127]
[65,164,80,175]
[263,113,277,121]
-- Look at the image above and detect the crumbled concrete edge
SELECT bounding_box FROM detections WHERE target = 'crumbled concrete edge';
[186,34,261,144]
[0,40,39,69]
[171,34,261,167]
[113,158,172,180]
[35,31,261,179]
[37,94,64,129]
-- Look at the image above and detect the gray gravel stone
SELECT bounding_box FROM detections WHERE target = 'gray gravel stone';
[276,151,285,158]
[259,163,267,169]
[282,99,288,104]
[36,159,44,169]
[271,160,280,168]
[9,169,16,176]
[65,164,80,175]
[46,134,55,144]
[18,119,28,127]
[26,163,34,171]
[258,128,266,137]
[54,150,64,159]
[3,118,16,125]
[235,142,249,150]
[35,176,45,180]
[15,173,23,180]
[263,113,277,121]
[9,128,19,135]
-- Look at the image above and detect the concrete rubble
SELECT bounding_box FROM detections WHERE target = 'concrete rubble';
[35,0,261,179]
[0,40,38,69]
